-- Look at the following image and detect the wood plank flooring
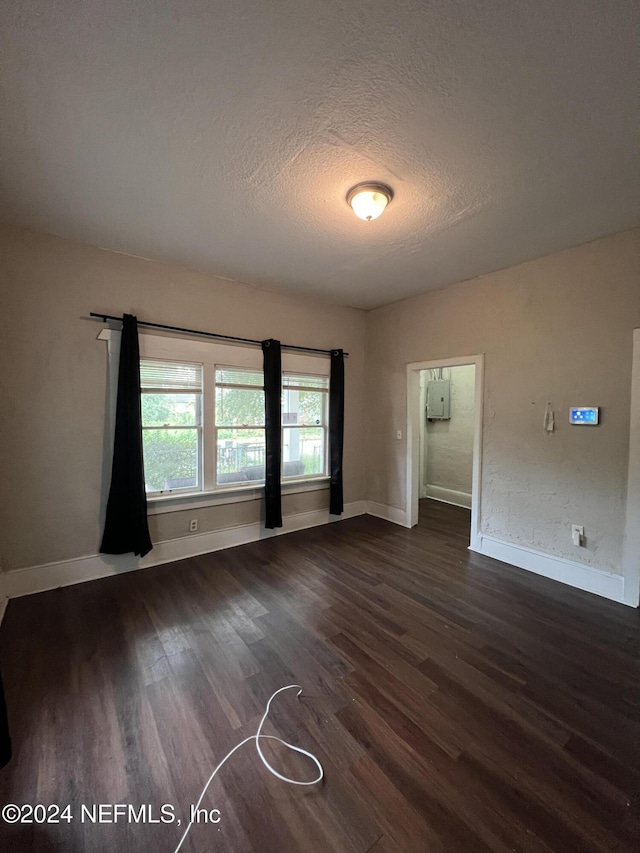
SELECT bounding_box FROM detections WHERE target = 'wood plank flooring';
[0,501,639,852]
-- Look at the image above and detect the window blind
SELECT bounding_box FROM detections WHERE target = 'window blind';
[282,374,328,390]
[140,359,202,391]
[215,366,263,387]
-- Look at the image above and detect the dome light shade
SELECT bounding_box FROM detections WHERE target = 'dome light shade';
[346,182,393,221]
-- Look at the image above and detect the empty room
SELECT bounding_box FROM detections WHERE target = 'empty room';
[1,2,639,851]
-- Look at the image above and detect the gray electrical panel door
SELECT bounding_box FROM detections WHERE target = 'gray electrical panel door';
[426,379,451,420]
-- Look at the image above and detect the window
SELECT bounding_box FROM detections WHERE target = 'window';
[215,367,265,486]
[140,360,203,494]
[133,338,330,497]
[282,373,328,480]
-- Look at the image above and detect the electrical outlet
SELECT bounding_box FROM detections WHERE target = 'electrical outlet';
[189,519,198,533]
[571,524,584,546]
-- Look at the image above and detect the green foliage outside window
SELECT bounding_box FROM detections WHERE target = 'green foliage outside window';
[141,379,327,491]
[142,393,198,491]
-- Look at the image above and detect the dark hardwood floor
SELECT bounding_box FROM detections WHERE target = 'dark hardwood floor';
[1,501,639,852]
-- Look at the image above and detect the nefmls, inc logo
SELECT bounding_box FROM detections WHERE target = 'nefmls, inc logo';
[81,804,177,824]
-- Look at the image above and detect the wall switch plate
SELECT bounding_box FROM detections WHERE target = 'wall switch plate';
[571,524,584,546]
[189,519,198,533]
[396,430,402,440]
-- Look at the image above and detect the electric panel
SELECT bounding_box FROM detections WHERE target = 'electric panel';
[426,379,451,420]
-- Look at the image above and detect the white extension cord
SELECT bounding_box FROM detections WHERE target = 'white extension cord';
[172,684,324,853]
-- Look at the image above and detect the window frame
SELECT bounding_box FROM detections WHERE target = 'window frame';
[140,358,204,497]
[214,365,266,488]
[281,371,329,483]
[100,329,331,511]
[211,365,329,488]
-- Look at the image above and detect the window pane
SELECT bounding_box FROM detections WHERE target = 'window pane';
[142,393,199,427]
[143,428,199,492]
[282,388,324,426]
[216,387,265,426]
[283,427,325,477]
[217,429,265,485]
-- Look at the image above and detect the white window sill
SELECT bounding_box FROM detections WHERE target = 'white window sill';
[146,477,330,515]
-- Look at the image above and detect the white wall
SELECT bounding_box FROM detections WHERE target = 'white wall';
[421,365,475,506]
[0,224,367,573]
[366,228,640,578]
[2,223,639,606]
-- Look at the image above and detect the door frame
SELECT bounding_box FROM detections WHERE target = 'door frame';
[406,354,484,551]
[622,329,640,607]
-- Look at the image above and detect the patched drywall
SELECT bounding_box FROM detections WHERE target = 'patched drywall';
[366,228,640,575]
[422,365,475,500]
[0,225,366,572]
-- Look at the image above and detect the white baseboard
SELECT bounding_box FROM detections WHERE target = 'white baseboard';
[472,534,627,605]
[6,505,630,611]
[424,486,472,509]
[4,501,367,601]
[623,577,639,608]
[365,501,411,528]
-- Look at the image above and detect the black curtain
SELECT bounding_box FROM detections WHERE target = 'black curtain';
[329,349,345,515]
[0,670,10,768]
[100,314,152,557]
[262,339,282,529]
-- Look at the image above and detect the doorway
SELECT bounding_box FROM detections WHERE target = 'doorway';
[406,355,483,550]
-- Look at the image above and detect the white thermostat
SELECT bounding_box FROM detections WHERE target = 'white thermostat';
[569,407,599,425]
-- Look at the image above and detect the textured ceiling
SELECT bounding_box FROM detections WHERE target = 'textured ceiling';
[1,1,638,309]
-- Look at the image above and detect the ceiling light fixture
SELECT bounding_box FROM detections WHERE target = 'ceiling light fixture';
[346,182,393,221]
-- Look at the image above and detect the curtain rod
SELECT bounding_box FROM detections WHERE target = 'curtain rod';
[88,313,348,357]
